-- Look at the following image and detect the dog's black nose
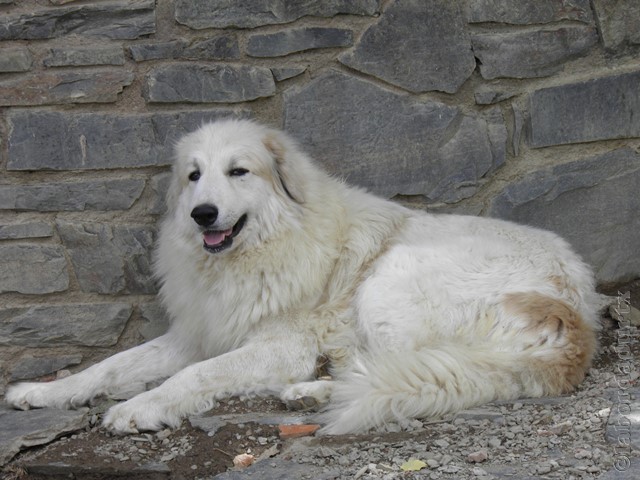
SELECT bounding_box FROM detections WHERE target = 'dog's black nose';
[191,204,218,227]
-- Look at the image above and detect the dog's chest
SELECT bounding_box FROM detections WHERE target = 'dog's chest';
[166,259,321,357]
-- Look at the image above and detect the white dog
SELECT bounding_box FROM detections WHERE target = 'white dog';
[6,119,600,435]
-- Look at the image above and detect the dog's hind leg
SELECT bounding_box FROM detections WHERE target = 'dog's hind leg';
[5,333,198,411]
[280,380,333,410]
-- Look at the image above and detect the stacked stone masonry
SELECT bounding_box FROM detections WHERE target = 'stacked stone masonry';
[0,0,638,392]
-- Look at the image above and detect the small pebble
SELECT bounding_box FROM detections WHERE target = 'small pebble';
[467,450,488,463]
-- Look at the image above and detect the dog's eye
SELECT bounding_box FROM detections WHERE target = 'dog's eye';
[188,171,201,182]
[229,168,249,177]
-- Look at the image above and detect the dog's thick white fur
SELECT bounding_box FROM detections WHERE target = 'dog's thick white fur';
[6,119,600,435]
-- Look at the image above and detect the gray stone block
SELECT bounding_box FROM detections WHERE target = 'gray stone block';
[271,66,307,81]
[0,303,132,347]
[129,40,186,61]
[144,64,275,103]
[10,355,83,381]
[339,0,475,93]
[182,35,240,60]
[7,110,244,171]
[213,458,339,480]
[0,222,53,240]
[131,36,242,62]
[529,70,640,147]
[0,407,88,466]
[23,460,172,478]
[247,27,352,57]
[43,45,125,67]
[0,69,134,106]
[0,0,155,40]
[467,0,593,24]
[472,26,597,79]
[284,70,505,202]
[57,222,156,294]
[489,148,640,283]
[0,47,32,72]
[593,0,640,50]
[0,245,68,294]
[0,179,144,211]
[175,0,380,29]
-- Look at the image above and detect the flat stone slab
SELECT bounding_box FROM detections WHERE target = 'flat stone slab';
[284,70,505,202]
[528,70,640,147]
[247,27,352,57]
[0,303,132,347]
[0,0,155,40]
[7,110,246,171]
[0,406,88,466]
[0,245,68,294]
[339,0,474,93]
[25,461,171,478]
[0,69,134,106]
[467,0,593,24]
[189,411,315,435]
[213,457,340,480]
[144,64,275,103]
[174,0,379,29]
[472,26,597,79]
[489,148,640,283]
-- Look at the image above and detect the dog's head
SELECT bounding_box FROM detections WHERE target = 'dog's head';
[165,119,309,255]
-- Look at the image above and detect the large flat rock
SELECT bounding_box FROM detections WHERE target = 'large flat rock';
[490,148,640,283]
[339,0,474,93]
[284,70,505,203]
[529,70,640,147]
[0,406,88,466]
[0,303,132,347]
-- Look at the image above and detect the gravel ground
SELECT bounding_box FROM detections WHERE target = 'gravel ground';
[2,288,639,480]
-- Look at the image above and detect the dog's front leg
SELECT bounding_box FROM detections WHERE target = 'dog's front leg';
[102,331,318,434]
[6,333,198,411]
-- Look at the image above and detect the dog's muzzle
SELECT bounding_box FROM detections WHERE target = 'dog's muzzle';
[190,204,246,254]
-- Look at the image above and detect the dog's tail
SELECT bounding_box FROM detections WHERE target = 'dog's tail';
[319,293,597,434]
[317,345,521,434]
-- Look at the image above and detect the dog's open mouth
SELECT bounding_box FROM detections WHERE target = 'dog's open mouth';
[202,214,247,254]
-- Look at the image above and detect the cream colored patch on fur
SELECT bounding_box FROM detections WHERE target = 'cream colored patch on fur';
[502,292,597,395]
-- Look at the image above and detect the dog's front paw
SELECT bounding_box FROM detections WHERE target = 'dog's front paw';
[103,395,182,435]
[5,382,49,410]
[6,376,94,410]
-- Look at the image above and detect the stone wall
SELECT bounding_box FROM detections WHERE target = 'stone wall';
[0,0,639,393]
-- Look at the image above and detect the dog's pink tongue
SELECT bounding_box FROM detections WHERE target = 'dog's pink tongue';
[204,228,232,246]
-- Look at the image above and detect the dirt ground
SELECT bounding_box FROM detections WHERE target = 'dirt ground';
[2,281,639,480]
[2,396,288,479]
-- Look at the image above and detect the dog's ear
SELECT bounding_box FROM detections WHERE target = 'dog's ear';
[263,133,306,204]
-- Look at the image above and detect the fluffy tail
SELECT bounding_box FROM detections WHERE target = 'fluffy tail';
[318,345,524,434]
[319,293,597,434]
